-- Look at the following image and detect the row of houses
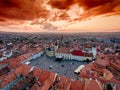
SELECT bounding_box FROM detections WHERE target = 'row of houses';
[0,47,44,65]
[47,47,96,61]
[17,47,44,64]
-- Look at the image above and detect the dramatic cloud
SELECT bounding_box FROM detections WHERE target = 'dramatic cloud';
[0,18,6,22]
[49,0,120,20]
[0,0,119,32]
[43,22,58,30]
[0,0,119,22]
[48,0,75,10]
[0,0,49,20]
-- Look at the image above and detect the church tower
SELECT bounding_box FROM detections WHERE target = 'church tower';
[59,34,63,47]
[92,45,97,58]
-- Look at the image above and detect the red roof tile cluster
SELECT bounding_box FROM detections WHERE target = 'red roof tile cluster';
[79,57,120,86]
[0,50,120,90]
[31,70,56,90]
[0,71,16,88]
[10,71,35,90]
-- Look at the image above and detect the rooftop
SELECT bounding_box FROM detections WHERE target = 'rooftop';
[71,50,84,56]
[56,47,71,54]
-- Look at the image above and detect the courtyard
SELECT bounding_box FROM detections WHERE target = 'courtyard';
[30,54,86,80]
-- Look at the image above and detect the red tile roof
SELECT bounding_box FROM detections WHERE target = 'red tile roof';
[33,68,41,77]
[23,53,32,60]
[0,74,7,80]
[33,71,56,90]
[95,60,109,67]
[47,72,56,86]
[110,61,120,70]
[17,55,26,62]
[9,61,19,69]
[71,80,83,90]
[84,79,102,90]
[38,70,50,83]
[14,66,23,75]
[40,80,51,90]
[21,65,31,76]
[0,72,16,88]
[56,47,71,54]
[55,76,72,90]
[1,49,119,90]
[71,50,84,56]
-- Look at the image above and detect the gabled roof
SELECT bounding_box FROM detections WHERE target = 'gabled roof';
[17,55,26,62]
[37,71,56,90]
[0,73,7,80]
[21,65,31,76]
[71,50,84,56]
[56,47,71,54]
[9,61,22,69]
[110,61,120,70]
[33,68,41,77]
[14,66,23,75]
[47,72,56,86]
[95,60,109,67]
[71,80,83,90]
[23,53,32,59]
[103,69,113,81]
[55,76,72,90]
[40,80,51,90]
[0,72,16,88]
[38,70,50,83]
[84,79,102,90]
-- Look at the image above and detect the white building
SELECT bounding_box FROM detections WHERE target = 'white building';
[55,47,72,60]
[71,50,85,61]
[55,47,94,61]
[92,46,97,58]
[32,48,44,59]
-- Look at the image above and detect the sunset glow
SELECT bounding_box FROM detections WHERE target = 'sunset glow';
[0,0,120,32]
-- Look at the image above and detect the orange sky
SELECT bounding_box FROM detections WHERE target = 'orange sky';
[0,0,120,33]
